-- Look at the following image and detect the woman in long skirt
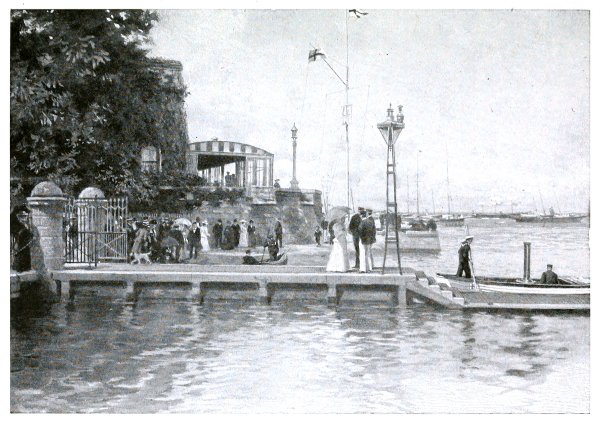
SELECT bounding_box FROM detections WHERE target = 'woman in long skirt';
[239,220,249,248]
[326,216,350,272]
[200,221,211,251]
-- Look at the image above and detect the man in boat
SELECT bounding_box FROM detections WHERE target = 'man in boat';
[456,236,473,278]
[539,264,558,284]
[348,207,364,269]
[264,234,279,261]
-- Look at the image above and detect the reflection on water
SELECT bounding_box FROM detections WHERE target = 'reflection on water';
[11,299,589,413]
[11,221,590,413]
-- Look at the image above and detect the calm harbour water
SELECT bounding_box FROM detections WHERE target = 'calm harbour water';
[10,219,590,413]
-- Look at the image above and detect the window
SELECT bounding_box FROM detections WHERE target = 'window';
[141,146,161,172]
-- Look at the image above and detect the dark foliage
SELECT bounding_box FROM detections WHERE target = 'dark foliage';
[10,10,188,204]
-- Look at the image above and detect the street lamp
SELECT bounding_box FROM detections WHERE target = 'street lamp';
[377,104,404,146]
[290,123,300,190]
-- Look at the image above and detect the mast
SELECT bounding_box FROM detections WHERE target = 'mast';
[445,140,451,215]
[345,10,350,208]
[416,151,421,216]
[406,175,410,214]
[538,189,546,215]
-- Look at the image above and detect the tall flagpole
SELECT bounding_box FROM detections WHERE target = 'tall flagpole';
[345,9,350,209]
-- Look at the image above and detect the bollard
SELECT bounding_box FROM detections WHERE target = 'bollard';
[523,242,531,281]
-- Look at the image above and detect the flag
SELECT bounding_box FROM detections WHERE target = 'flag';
[308,48,326,62]
[349,9,368,18]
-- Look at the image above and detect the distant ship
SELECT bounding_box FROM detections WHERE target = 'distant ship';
[435,213,466,226]
[514,209,586,223]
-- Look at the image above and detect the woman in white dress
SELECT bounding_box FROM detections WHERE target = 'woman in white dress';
[326,216,350,272]
[239,220,249,248]
[200,221,211,251]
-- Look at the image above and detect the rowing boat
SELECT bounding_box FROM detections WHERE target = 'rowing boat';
[435,273,590,310]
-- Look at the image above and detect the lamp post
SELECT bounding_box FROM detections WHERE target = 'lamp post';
[290,123,300,190]
[377,104,405,274]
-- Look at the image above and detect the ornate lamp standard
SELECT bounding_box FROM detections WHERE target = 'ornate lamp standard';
[290,123,300,190]
[377,104,405,274]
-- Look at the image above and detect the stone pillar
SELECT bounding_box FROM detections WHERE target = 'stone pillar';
[397,284,407,308]
[27,181,67,298]
[327,283,339,305]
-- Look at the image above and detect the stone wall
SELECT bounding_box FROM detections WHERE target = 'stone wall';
[163,190,322,245]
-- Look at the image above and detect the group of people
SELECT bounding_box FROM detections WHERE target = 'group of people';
[324,207,377,274]
[212,218,261,250]
[126,216,283,264]
[127,217,213,264]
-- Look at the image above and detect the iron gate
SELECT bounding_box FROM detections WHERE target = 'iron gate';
[64,196,128,265]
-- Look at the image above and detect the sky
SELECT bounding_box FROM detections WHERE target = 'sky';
[147,9,590,213]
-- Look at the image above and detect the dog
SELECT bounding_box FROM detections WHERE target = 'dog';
[130,252,152,265]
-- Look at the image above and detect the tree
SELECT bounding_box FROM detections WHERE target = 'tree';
[10,10,188,203]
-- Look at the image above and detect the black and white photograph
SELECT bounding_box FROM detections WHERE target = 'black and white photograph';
[7,1,593,414]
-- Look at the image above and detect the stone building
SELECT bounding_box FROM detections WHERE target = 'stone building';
[138,60,323,244]
[182,139,323,245]
[140,58,189,174]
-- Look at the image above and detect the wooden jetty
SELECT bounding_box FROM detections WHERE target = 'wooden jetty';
[11,263,588,311]
[49,264,415,306]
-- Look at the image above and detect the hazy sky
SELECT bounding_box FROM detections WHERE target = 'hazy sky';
[148,9,589,213]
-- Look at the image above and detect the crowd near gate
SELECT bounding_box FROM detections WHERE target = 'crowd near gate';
[63,196,128,266]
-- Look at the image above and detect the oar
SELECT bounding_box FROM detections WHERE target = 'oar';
[469,253,479,290]
[260,245,266,263]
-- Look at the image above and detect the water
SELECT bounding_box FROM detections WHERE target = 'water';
[10,220,590,413]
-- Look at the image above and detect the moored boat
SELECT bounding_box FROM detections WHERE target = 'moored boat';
[514,212,586,223]
[435,273,589,310]
[251,253,288,265]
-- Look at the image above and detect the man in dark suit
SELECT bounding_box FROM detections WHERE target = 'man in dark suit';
[456,236,473,278]
[348,207,364,269]
[188,222,202,259]
[221,221,235,250]
[358,209,376,273]
[274,219,283,247]
[232,219,241,247]
[212,219,223,249]
[539,264,559,284]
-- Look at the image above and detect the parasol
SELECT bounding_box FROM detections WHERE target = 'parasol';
[326,206,352,221]
[173,217,192,228]
[161,236,181,248]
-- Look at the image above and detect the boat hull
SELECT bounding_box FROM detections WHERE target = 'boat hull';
[436,274,590,310]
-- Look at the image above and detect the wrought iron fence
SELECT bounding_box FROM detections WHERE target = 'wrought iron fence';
[64,196,128,265]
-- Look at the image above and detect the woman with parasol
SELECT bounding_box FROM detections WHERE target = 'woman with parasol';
[325,207,351,273]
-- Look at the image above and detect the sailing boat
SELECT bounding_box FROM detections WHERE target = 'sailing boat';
[436,141,465,226]
[514,189,585,223]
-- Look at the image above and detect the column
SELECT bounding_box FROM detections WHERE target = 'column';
[27,181,67,298]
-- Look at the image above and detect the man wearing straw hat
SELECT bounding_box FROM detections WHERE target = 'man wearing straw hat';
[456,236,474,278]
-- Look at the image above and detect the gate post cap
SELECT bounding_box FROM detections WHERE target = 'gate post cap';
[30,181,63,197]
[79,187,105,199]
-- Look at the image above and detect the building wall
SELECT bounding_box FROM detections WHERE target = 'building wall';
[148,58,189,174]
[185,190,322,245]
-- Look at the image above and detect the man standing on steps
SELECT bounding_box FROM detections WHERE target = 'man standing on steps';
[348,207,364,269]
[456,236,473,278]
